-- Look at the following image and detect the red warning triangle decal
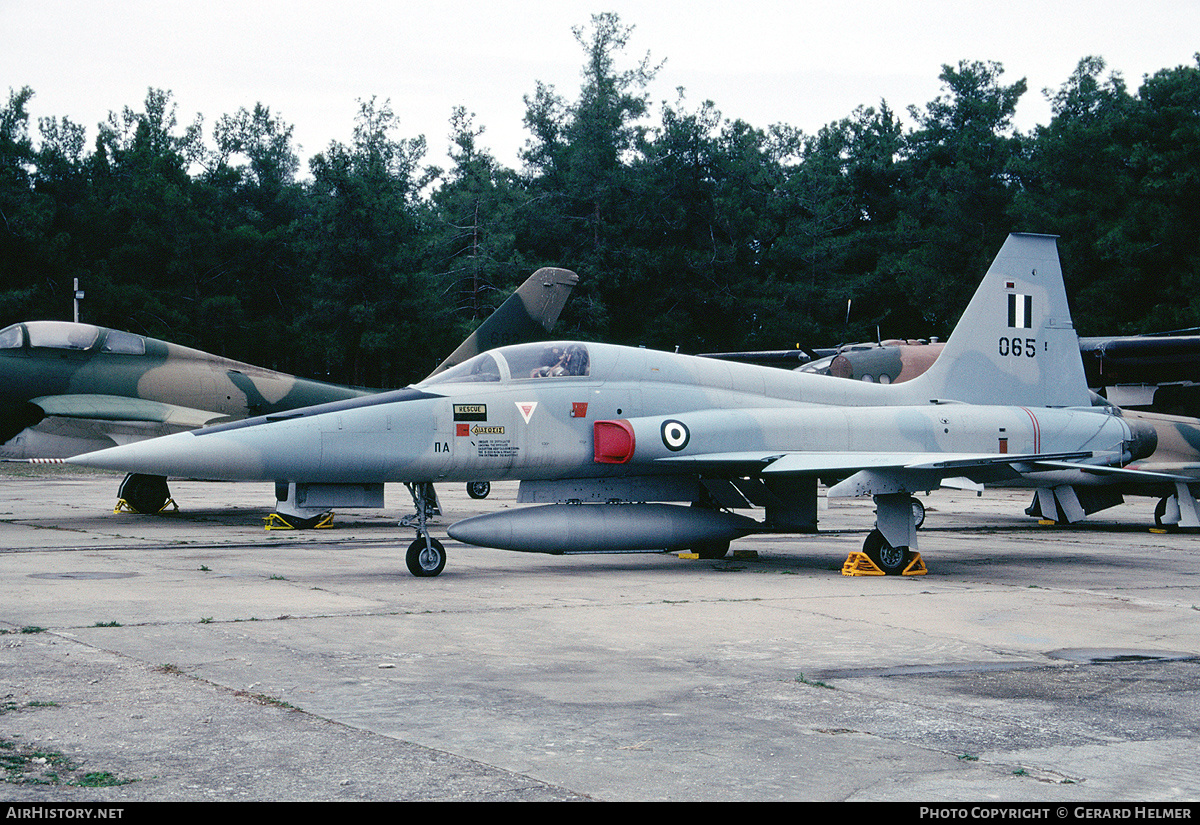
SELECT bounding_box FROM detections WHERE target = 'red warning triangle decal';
[516,401,538,424]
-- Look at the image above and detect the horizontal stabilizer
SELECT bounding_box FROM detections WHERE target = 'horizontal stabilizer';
[1030,460,1197,483]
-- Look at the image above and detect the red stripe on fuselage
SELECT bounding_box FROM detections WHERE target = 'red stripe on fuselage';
[1020,407,1040,453]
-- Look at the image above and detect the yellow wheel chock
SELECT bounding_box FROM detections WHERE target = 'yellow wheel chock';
[842,551,927,576]
[114,497,178,515]
[263,511,335,530]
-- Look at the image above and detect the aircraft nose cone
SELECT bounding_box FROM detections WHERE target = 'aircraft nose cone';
[68,430,267,480]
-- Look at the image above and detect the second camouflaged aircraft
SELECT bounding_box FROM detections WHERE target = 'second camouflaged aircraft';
[70,235,1159,576]
[4,268,577,517]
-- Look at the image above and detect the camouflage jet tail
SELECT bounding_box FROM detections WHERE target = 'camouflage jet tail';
[898,233,1091,409]
[426,267,579,378]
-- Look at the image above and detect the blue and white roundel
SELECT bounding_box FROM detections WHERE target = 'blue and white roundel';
[660,419,690,451]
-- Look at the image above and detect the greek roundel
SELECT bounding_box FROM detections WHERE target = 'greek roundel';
[660,419,690,451]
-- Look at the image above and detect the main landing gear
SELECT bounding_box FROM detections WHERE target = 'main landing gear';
[844,493,926,576]
[860,529,914,575]
[404,482,447,577]
[1153,483,1200,530]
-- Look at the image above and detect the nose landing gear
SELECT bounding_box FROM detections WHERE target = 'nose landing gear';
[404,482,447,577]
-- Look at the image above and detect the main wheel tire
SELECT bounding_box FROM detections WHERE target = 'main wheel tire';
[272,512,328,530]
[118,473,170,514]
[1154,496,1171,529]
[466,481,491,499]
[863,529,910,575]
[691,540,730,560]
[406,536,447,577]
[911,498,926,529]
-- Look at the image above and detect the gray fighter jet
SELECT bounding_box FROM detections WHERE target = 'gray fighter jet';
[69,235,1163,576]
[5,267,577,516]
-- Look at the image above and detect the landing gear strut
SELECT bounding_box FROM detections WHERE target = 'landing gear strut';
[404,482,446,577]
[1153,484,1200,529]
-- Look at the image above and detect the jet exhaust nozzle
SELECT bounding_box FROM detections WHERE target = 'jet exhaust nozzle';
[447,503,759,554]
[1124,416,1159,462]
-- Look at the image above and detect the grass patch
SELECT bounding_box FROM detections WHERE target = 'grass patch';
[794,673,833,689]
[1,739,135,787]
[234,691,297,710]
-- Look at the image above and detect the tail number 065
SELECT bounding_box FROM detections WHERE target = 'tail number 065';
[999,337,1037,358]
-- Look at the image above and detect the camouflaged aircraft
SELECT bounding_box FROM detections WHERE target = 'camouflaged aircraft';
[68,234,1168,577]
[5,267,578,517]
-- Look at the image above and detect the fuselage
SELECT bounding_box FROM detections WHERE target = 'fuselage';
[69,340,1143,490]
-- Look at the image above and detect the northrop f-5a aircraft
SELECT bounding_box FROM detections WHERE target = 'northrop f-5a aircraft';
[70,234,1161,576]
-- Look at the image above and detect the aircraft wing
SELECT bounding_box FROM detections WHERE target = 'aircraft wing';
[3,395,228,459]
[657,449,1110,496]
[32,394,225,428]
[657,449,1097,475]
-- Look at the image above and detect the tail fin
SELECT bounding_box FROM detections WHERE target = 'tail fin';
[426,267,579,378]
[900,233,1090,408]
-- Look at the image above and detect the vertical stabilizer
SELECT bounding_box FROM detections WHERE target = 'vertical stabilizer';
[426,267,579,378]
[901,234,1090,408]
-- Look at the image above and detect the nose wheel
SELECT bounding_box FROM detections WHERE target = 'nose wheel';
[403,481,447,577]
[406,536,447,577]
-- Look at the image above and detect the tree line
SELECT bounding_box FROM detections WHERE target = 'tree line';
[2,14,1198,388]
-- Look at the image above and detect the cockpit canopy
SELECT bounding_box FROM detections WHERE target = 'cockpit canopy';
[0,322,147,355]
[423,341,592,386]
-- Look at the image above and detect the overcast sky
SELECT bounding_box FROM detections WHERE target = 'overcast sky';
[5,0,1199,174]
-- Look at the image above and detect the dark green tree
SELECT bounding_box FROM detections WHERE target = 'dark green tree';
[300,97,439,386]
[0,87,53,322]
[518,12,661,341]
[430,106,527,342]
[893,60,1028,334]
[201,103,308,368]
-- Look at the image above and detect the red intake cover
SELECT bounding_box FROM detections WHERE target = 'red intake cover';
[594,420,635,464]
